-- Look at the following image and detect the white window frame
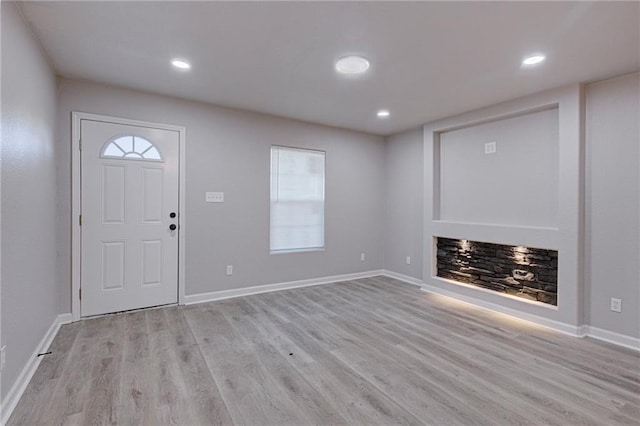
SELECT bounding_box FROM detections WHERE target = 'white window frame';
[270,145,326,254]
[100,134,164,162]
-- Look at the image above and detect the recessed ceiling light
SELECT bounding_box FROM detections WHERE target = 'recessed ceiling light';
[522,54,546,66]
[171,59,191,70]
[335,55,370,74]
[377,109,390,118]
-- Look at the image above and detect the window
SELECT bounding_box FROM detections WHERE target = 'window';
[101,135,163,161]
[270,146,325,253]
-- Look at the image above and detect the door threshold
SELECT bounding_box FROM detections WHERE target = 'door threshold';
[81,302,178,319]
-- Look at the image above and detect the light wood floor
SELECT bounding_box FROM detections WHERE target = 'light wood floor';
[8,276,640,425]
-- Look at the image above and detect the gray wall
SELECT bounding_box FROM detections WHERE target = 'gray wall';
[585,73,640,338]
[383,128,423,279]
[1,2,59,400]
[439,108,559,228]
[57,79,385,308]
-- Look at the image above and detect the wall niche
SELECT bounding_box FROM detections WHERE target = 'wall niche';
[436,237,558,306]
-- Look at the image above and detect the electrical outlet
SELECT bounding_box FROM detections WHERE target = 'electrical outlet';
[406,256,411,265]
[360,253,366,261]
[1,345,6,372]
[226,265,233,275]
[610,298,622,313]
[484,141,497,154]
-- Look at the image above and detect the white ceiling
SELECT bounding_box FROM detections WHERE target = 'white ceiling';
[18,1,640,136]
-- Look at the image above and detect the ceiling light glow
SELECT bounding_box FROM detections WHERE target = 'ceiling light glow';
[377,110,390,118]
[335,55,370,74]
[171,59,191,70]
[522,55,546,66]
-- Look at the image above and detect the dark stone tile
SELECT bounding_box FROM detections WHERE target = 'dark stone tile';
[436,238,558,306]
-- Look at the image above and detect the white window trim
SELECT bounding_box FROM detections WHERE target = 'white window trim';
[270,145,326,254]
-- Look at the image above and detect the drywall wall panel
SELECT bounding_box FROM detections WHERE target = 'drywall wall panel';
[57,79,385,306]
[585,72,640,339]
[439,108,559,228]
[1,2,59,400]
[384,127,423,279]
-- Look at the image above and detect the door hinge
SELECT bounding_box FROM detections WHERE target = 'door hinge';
[79,139,82,151]
[79,214,82,226]
[79,288,82,300]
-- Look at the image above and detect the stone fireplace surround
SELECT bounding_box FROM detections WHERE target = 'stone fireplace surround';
[436,237,558,306]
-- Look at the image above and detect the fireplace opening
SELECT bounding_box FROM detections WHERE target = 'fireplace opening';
[436,237,558,306]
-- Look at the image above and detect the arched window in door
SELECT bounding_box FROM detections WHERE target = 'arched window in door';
[100,135,163,161]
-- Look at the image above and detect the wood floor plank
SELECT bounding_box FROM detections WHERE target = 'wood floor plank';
[328,281,637,424]
[221,305,348,425]
[161,308,234,426]
[316,307,537,425]
[9,276,640,425]
[184,303,314,425]
[115,311,155,426]
[81,315,126,426]
[279,341,425,423]
[245,296,426,425]
[308,323,488,424]
[5,322,83,425]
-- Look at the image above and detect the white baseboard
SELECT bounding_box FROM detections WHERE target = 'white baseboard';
[577,324,589,338]
[583,326,640,352]
[386,273,640,352]
[184,270,385,305]
[381,270,423,287]
[1,313,72,425]
[419,281,582,336]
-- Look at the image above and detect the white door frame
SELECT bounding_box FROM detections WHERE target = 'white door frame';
[71,112,186,321]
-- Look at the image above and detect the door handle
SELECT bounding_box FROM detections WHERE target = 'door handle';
[170,212,176,218]
[169,224,177,231]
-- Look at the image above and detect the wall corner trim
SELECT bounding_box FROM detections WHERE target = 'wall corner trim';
[577,324,589,338]
[1,313,72,425]
[183,270,386,305]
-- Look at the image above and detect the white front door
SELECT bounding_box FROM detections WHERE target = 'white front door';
[81,119,180,317]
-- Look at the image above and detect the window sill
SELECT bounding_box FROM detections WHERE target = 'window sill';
[270,247,325,255]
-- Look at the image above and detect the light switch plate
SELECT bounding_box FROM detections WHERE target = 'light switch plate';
[206,192,224,203]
